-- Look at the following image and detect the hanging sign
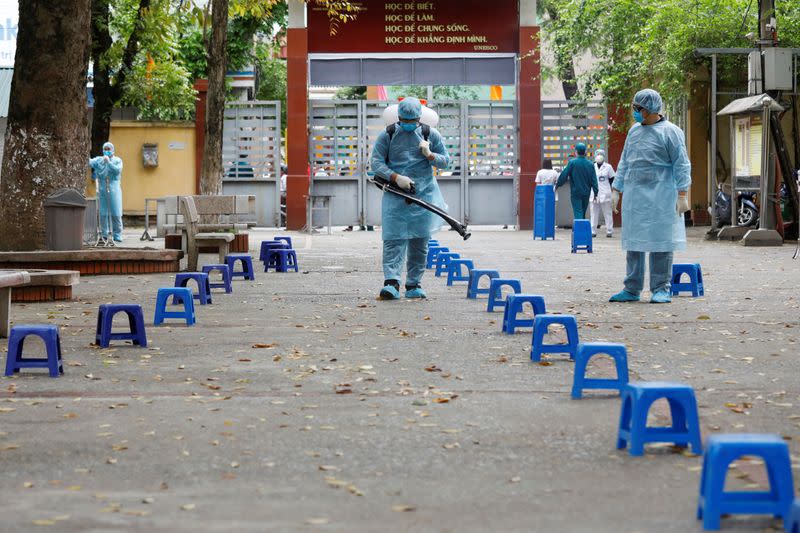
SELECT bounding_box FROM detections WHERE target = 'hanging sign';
[308,0,519,54]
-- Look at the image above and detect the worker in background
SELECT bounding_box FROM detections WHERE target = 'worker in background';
[590,149,616,238]
[89,142,124,244]
[556,143,598,220]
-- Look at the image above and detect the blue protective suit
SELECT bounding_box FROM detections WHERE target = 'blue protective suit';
[613,119,691,252]
[370,124,451,241]
[89,154,124,240]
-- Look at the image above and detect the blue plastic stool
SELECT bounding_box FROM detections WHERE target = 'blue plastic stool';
[530,314,579,361]
[571,342,628,399]
[225,253,256,281]
[95,304,147,348]
[572,219,593,253]
[672,263,704,297]
[274,236,293,248]
[259,240,287,263]
[697,434,795,530]
[267,249,299,273]
[202,264,232,293]
[502,294,546,333]
[446,259,474,286]
[434,252,460,277]
[173,272,212,304]
[4,325,63,377]
[426,246,449,269]
[467,269,500,299]
[153,287,196,326]
[616,381,703,457]
[786,499,800,533]
[486,279,522,312]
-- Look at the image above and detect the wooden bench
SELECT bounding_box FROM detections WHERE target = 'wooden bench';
[180,196,235,271]
[159,195,255,237]
[0,270,31,338]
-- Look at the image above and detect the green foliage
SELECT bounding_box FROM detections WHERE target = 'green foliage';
[120,58,197,120]
[177,2,288,81]
[541,0,800,109]
[392,85,480,100]
[255,45,287,128]
[334,86,366,99]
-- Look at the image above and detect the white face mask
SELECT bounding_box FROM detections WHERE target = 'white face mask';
[595,156,604,164]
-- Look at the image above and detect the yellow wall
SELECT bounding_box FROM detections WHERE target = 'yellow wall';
[87,121,196,215]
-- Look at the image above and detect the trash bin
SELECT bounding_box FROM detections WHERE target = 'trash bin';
[533,185,555,240]
[44,189,87,250]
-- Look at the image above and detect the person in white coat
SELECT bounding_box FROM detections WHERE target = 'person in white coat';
[590,149,616,237]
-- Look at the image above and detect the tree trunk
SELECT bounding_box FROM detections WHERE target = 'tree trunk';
[200,0,229,196]
[90,0,113,157]
[0,0,92,251]
[90,0,150,157]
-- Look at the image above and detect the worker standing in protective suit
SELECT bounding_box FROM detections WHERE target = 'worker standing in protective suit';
[370,97,451,300]
[556,143,598,220]
[89,142,124,243]
[609,88,691,304]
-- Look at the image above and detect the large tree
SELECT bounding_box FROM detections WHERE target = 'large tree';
[0,0,92,251]
[199,0,230,195]
[199,0,357,195]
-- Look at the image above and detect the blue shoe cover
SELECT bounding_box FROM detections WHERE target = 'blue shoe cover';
[379,285,400,300]
[650,290,672,303]
[405,287,427,299]
[609,290,640,303]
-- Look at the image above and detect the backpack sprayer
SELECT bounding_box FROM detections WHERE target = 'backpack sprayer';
[368,100,471,241]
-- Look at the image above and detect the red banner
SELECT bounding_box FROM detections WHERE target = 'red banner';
[308,0,519,54]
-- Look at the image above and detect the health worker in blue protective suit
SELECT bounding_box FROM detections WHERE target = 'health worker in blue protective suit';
[609,89,691,304]
[556,142,598,220]
[370,97,451,300]
[89,142,124,243]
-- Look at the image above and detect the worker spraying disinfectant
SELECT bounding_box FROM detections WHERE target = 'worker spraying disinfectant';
[89,142,124,246]
[370,97,451,300]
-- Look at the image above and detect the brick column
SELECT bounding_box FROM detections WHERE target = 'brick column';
[608,103,628,227]
[286,2,309,230]
[517,26,541,230]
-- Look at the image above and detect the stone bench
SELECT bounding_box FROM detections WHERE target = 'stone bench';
[0,270,31,338]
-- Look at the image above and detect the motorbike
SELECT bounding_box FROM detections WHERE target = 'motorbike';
[713,185,759,228]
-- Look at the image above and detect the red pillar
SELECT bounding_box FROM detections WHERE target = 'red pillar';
[608,103,628,227]
[193,79,208,195]
[517,26,541,230]
[286,27,309,230]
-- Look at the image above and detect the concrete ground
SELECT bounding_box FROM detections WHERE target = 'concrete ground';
[0,226,798,532]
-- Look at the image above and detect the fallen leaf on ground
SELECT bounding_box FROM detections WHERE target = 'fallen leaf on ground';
[392,505,416,512]
[252,343,277,349]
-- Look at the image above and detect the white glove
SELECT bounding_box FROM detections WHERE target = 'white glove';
[676,194,690,215]
[419,140,432,158]
[611,189,620,213]
[394,174,414,191]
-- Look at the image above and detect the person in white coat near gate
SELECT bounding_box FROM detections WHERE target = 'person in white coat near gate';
[590,149,616,237]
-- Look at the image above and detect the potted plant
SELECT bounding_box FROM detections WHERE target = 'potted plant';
[692,203,711,226]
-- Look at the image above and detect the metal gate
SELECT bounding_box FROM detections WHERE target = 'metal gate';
[221,101,282,226]
[541,100,607,167]
[309,100,518,227]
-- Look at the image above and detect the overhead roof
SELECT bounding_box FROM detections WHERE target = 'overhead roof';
[717,93,786,116]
